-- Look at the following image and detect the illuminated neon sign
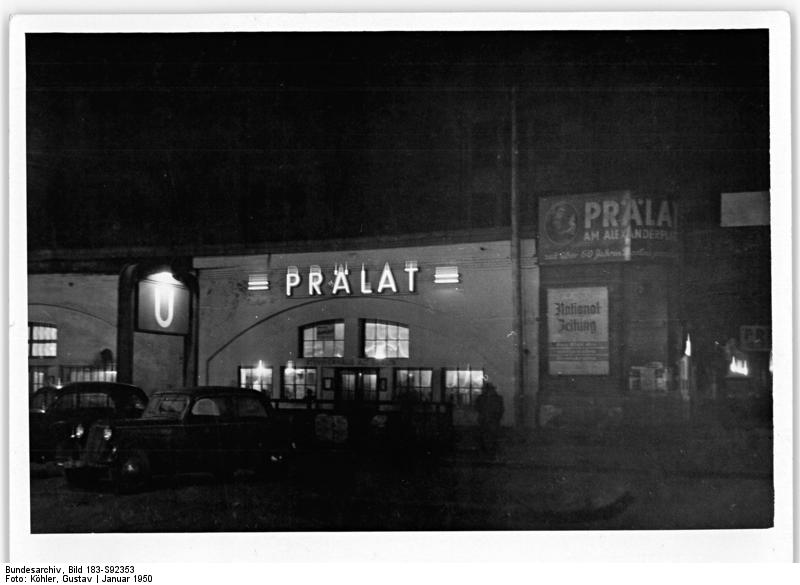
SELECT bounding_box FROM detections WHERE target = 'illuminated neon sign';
[137,277,191,335]
[285,261,420,297]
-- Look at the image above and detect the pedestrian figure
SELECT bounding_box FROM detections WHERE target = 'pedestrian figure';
[475,381,504,454]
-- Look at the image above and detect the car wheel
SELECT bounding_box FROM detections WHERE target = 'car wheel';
[113,451,151,494]
[64,468,96,489]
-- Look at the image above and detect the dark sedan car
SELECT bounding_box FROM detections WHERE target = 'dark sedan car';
[72,386,294,492]
[29,382,148,469]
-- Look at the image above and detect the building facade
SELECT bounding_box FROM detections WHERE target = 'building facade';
[194,237,539,427]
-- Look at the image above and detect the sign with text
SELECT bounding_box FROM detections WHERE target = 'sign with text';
[137,278,191,336]
[547,287,609,375]
[740,325,771,352]
[539,191,679,264]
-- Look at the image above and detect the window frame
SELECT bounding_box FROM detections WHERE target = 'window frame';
[300,320,345,359]
[281,366,318,400]
[361,319,410,360]
[394,368,434,401]
[442,367,485,406]
[238,364,274,394]
[28,322,58,358]
[60,365,117,384]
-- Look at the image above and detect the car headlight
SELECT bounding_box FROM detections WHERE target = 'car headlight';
[74,424,84,439]
[102,427,113,441]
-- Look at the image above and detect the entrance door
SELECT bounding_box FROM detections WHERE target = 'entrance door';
[335,368,379,403]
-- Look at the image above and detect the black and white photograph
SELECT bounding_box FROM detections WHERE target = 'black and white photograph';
[6,10,792,563]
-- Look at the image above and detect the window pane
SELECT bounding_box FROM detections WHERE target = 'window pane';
[397,369,408,386]
[306,369,317,385]
[192,398,222,416]
[387,324,398,340]
[323,341,334,356]
[445,370,457,388]
[335,322,344,339]
[364,339,375,358]
[304,327,314,341]
[376,322,387,339]
[317,323,335,340]
[365,321,375,340]
[472,370,485,389]
[398,326,409,340]
[398,340,409,358]
[458,370,469,388]
[334,341,344,358]
[420,370,432,387]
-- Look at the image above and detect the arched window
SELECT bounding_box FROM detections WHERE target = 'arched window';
[362,320,409,359]
[301,320,345,358]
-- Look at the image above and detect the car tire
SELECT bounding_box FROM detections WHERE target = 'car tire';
[113,450,151,494]
[64,468,96,489]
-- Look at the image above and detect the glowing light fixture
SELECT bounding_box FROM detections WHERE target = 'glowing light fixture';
[684,334,692,357]
[255,360,267,377]
[729,356,749,377]
[434,266,460,284]
[248,274,270,291]
[148,271,182,286]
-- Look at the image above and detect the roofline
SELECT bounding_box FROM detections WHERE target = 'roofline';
[27,226,538,272]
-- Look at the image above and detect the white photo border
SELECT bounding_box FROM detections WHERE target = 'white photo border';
[7,10,793,562]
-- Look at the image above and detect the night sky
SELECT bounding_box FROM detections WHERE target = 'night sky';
[26,30,770,251]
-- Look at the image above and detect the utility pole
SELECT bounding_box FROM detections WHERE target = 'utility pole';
[510,87,526,429]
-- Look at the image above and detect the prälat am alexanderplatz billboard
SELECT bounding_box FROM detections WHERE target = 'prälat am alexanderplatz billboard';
[539,191,679,264]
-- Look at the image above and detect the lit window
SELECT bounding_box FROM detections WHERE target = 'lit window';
[239,363,273,393]
[28,322,57,358]
[395,368,433,401]
[444,367,485,406]
[301,321,345,358]
[363,320,409,359]
[29,367,50,394]
[282,366,317,400]
[61,365,117,383]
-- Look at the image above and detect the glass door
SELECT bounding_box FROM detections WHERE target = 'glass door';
[335,368,379,403]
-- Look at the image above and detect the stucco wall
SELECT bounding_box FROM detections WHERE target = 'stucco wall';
[27,273,184,394]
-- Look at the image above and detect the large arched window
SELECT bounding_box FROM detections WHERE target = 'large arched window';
[362,320,409,359]
[301,320,345,358]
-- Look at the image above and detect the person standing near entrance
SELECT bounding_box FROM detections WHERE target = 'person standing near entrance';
[475,381,504,454]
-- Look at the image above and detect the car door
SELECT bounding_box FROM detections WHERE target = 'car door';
[184,396,228,473]
[232,395,272,468]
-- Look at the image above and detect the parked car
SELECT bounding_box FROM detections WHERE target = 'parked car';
[29,385,60,414]
[68,386,294,491]
[29,382,148,467]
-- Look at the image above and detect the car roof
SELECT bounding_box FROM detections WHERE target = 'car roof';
[150,386,265,398]
[57,382,146,397]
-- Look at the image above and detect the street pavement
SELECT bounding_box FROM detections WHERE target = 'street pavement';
[28,400,774,532]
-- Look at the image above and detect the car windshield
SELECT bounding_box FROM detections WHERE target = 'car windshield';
[50,392,78,412]
[142,394,189,419]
